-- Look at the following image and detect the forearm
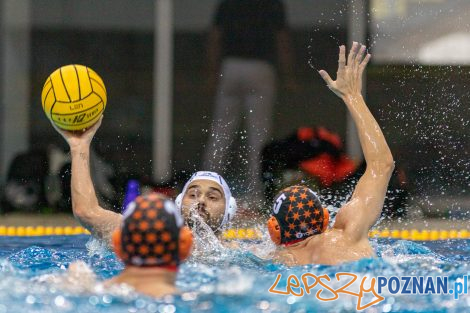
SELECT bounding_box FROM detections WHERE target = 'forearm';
[342,93,394,167]
[69,144,101,227]
[323,44,394,237]
[69,143,122,244]
[51,117,120,244]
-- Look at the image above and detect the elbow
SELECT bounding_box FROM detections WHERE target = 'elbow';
[383,157,395,172]
[72,204,93,224]
[369,157,395,175]
[384,161,395,177]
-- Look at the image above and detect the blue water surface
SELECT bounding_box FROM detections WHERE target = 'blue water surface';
[0,235,469,313]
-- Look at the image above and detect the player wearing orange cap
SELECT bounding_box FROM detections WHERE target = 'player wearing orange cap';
[61,194,192,297]
[106,193,192,297]
[266,42,394,265]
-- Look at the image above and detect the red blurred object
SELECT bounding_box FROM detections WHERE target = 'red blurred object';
[300,153,356,187]
[316,127,342,150]
[297,127,315,141]
[153,186,178,198]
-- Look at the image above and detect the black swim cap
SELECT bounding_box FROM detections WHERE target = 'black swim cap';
[268,186,329,245]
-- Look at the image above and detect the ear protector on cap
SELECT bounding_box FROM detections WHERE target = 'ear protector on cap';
[174,193,184,210]
[267,216,282,245]
[322,207,330,231]
[178,226,193,260]
[226,197,237,222]
[267,208,329,246]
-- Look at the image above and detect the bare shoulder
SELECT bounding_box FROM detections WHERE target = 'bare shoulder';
[307,228,345,246]
[306,230,375,264]
[332,199,363,231]
[271,248,297,266]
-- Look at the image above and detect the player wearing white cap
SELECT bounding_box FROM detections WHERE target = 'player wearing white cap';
[50,117,237,245]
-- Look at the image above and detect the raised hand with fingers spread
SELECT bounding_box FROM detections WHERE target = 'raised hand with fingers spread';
[265,42,395,266]
[319,42,370,99]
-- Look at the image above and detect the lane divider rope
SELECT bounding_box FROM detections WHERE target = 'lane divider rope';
[0,226,468,240]
[222,229,470,241]
[0,225,90,236]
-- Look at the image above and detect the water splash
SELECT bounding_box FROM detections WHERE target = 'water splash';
[184,202,227,260]
[0,236,469,312]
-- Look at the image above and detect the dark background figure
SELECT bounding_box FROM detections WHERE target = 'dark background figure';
[202,0,297,203]
[1,145,121,214]
[1,148,49,213]
[261,126,408,217]
[261,126,356,204]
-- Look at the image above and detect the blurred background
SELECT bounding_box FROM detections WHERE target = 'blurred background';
[0,0,469,223]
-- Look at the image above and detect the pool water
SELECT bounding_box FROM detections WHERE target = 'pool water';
[0,235,469,313]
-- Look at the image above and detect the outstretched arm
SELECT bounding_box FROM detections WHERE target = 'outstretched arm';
[52,117,121,245]
[319,42,394,241]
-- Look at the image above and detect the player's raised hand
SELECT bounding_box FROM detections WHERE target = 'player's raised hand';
[318,42,370,99]
[51,115,103,149]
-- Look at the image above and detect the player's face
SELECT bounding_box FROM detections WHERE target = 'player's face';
[181,180,226,230]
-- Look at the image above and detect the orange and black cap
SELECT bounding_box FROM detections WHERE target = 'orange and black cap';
[113,193,193,268]
[267,185,329,245]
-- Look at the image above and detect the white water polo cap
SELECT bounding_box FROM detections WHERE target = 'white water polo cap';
[175,171,237,229]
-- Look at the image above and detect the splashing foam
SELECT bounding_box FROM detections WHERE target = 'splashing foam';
[86,237,111,257]
[185,202,227,260]
[216,266,254,295]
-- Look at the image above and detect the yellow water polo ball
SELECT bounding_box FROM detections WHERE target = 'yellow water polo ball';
[41,64,107,131]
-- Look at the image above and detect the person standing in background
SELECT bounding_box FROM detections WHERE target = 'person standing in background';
[203,0,297,205]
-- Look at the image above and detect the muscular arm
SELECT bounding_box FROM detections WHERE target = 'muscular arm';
[70,144,121,245]
[319,43,394,241]
[52,117,121,246]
